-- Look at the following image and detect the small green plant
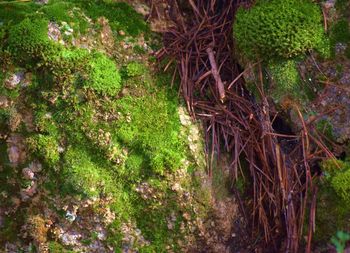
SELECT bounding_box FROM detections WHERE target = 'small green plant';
[74,0,149,36]
[233,0,326,61]
[26,134,60,166]
[331,231,350,253]
[62,146,115,197]
[315,160,350,242]
[330,19,350,44]
[268,59,300,101]
[126,62,146,77]
[84,52,122,96]
[40,1,75,22]
[7,17,57,63]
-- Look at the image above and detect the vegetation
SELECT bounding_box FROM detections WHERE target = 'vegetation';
[84,52,122,95]
[314,160,350,242]
[0,1,209,252]
[331,231,350,253]
[233,0,327,61]
[267,59,300,101]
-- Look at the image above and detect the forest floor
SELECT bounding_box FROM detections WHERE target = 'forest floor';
[1,0,350,252]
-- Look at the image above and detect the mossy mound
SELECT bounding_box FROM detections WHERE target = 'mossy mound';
[233,0,326,61]
[0,1,210,252]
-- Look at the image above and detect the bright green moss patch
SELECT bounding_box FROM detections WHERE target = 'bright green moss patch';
[62,146,115,198]
[114,89,184,176]
[7,17,55,62]
[233,0,326,61]
[84,52,121,96]
[40,1,76,22]
[322,159,350,203]
[26,134,60,166]
[126,62,146,77]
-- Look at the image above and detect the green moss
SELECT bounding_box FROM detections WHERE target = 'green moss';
[0,2,40,24]
[40,1,90,34]
[330,19,350,44]
[114,89,184,175]
[126,62,146,77]
[335,0,349,13]
[315,159,350,241]
[27,134,60,166]
[40,1,75,22]
[74,1,149,36]
[316,119,335,141]
[268,59,300,101]
[83,52,121,96]
[123,153,146,182]
[329,167,350,203]
[7,17,57,63]
[48,241,75,253]
[346,45,350,60]
[62,146,115,198]
[34,109,59,137]
[233,0,326,61]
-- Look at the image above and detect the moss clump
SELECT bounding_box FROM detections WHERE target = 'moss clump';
[114,89,184,176]
[7,17,56,63]
[75,1,149,36]
[322,159,350,203]
[233,0,326,61]
[124,153,146,182]
[40,1,75,22]
[314,159,350,241]
[316,118,335,141]
[84,52,122,96]
[330,19,350,44]
[0,2,40,24]
[126,62,146,77]
[62,146,115,197]
[26,134,60,166]
[268,59,300,101]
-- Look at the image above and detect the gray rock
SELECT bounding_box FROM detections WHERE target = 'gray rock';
[340,72,350,86]
[5,72,25,89]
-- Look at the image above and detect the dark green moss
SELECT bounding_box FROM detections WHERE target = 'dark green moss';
[48,241,75,253]
[0,2,40,24]
[330,19,350,44]
[40,1,75,22]
[315,159,350,242]
[316,119,335,141]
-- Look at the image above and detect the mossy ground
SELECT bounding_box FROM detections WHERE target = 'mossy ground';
[0,1,211,252]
